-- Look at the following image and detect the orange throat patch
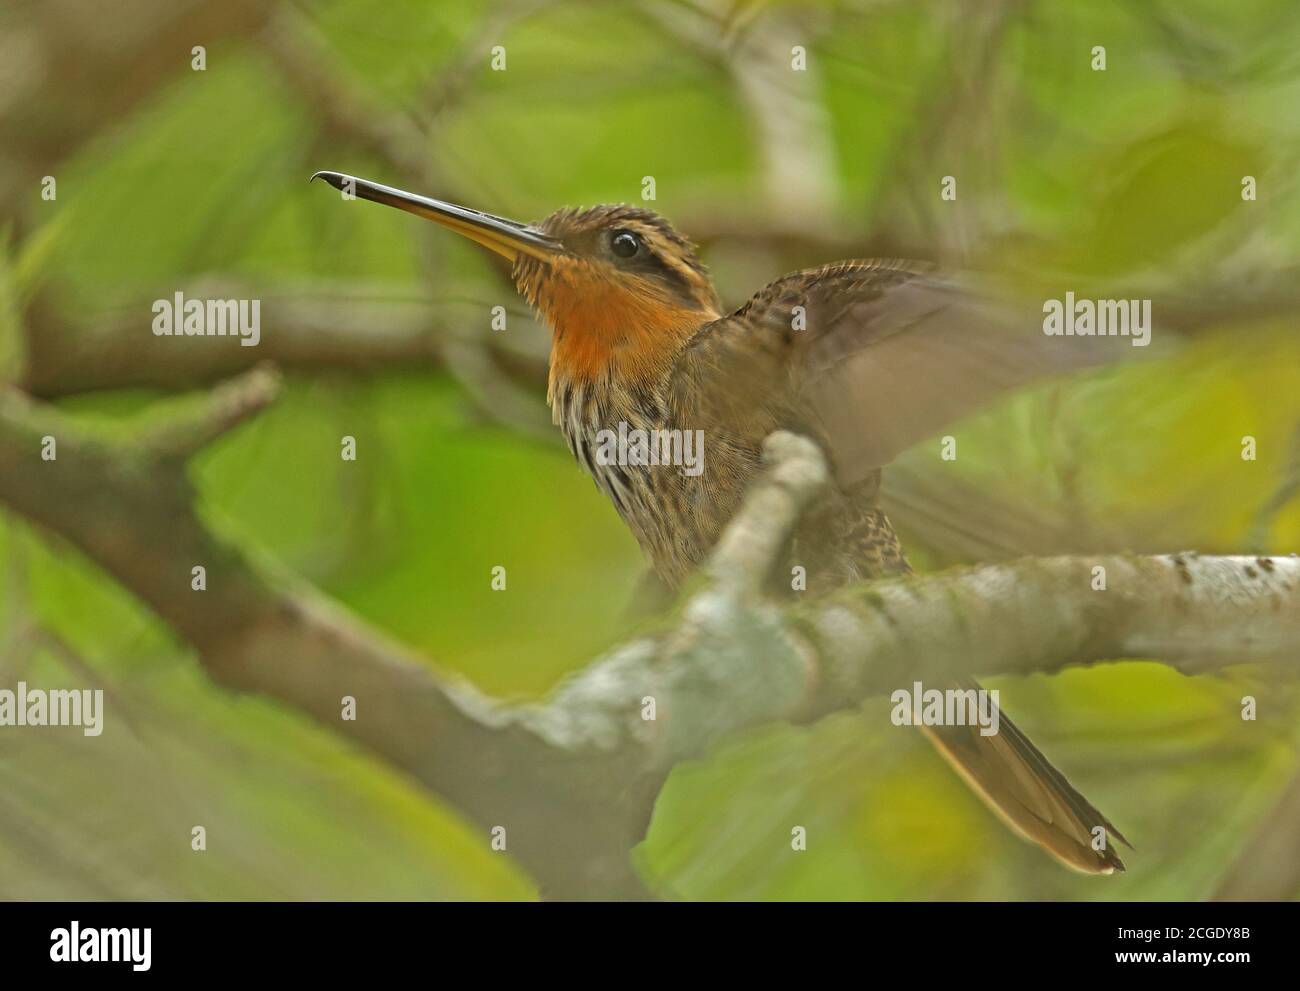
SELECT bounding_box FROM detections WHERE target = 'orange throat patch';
[525,260,718,392]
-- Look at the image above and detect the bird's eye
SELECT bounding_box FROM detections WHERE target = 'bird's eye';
[610,230,640,259]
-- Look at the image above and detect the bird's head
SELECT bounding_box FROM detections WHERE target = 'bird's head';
[312,172,721,387]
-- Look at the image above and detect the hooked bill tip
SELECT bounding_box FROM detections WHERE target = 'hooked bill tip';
[310,170,347,189]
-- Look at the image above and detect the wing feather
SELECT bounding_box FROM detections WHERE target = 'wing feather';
[670,262,1122,486]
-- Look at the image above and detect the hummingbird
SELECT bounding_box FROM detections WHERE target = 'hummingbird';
[312,170,1130,875]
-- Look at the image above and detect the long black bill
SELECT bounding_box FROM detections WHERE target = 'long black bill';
[311,171,561,262]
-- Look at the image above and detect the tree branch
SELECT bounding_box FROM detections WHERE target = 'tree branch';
[1,381,1297,898]
[21,282,447,397]
[146,363,283,460]
[0,0,274,221]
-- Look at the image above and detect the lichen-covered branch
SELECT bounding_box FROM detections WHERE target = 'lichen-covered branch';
[1,384,1297,899]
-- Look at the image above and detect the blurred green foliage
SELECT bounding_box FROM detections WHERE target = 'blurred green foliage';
[1,0,1298,900]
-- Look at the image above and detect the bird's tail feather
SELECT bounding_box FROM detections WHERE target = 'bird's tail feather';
[921,678,1130,874]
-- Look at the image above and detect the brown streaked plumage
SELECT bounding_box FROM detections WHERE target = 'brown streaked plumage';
[313,170,1130,875]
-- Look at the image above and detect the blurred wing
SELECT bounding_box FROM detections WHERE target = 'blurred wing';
[670,261,1120,487]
